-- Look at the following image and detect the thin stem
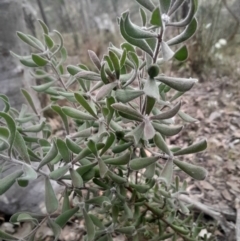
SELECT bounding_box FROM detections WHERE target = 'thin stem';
[153,29,164,64]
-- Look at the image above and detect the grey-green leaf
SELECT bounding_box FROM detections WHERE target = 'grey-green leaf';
[152,123,183,136]
[62,107,96,121]
[161,41,174,61]
[21,88,38,115]
[155,75,197,92]
[167,18,198,46]
[160,159,173,187]
[115,89,144,103]
[70,168,83,188]
[56,139,71,162]
[83,208,95,241]
[174,159,208,180]
[174,139,207,156]
[49,165,70,180]
[154,133,171,155]
[45,178,59,214]
[135,0,155,12]
[150,102,181,120]
[124,12,157,39]
[129,156,159,170]
[38,141,58,169]
[150,7,162,27]
[32,54,48,66]
[0,170,23,195]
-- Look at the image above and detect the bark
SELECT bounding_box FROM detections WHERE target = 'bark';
[0,0,41,111]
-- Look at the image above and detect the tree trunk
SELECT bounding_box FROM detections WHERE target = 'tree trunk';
[0,0,41,111]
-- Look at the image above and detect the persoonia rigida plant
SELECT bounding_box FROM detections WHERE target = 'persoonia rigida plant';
[0,0,210,240]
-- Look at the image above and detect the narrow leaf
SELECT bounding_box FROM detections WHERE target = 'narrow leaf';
[62,107,96,121]
[155,75,197,92]
[160,159,173,186]
[104,151,130,165]
[21,89,38,115]
[56,139,71,162]
[45,178,59,214]
[174,159,208,180]
[178,110,198,122]
[135,0,155,12]
[129,156,159,170]
[150,102,181,120]
[70,168,83,188]
[32,54,48,66]
[96,82,117,101]
[49,165,70,180]
[174,139,207,156]
[154,133,171,155]
[51,105,69,134]
[115,89,144,103]
[83,208,95,241]
[38,141,58,169]
[109,50,120,79]
[55,207,79,228]
[0,170,23,195]
[88,50,101,70]
[152,123,183,136]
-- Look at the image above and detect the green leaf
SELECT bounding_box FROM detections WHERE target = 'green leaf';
[130,156,159,170]
[62,189,70,213]
[67,65,82,75]
[154,133,171,155]
[160,159,173,186]
[168,18,198,46]
[21,121,45,133]
[96,82,117,101]
[32,54,48,67]
[16,213,38,223]
[55,207,79,228]
[161,41,174,61]
[125,122,145,144]
[155,76,197,92]
[111,103,143,121]
[45,178,59,214]
[144,162,156,179]
[107,170,127,184]
[18,164,38,181]
[150,7,162,27]
[115,89,144,103]
[0,170,23,195]
[32,81,55,92]
[167,0,198,27]
[21,88,38,115]
[0,94,10,113]
[0,229,17,240]
[56,139,71,162]
[0,112,16,157]
[44,34,54,49]
[104,151,130,165]
[128,51,139,68]
[48,218,61,241]
[66,138,82,154]
[109,50,120,79]
[150,102,181,120]
[87,139,98,156]
[173,159,208,180]
[178,110,198,123]
[49,165,70,180]
[83,208,95,241]
[52,30,63,56]
[124,12,157,39]
[17,31,43,50]
[86,196,110,206]
[0,127,10,151]
[68,127,93,139]
[139,8,147,26]
[88,50,101,70]
[135,0,155,12]
[74,93,98,119]
[38,141,58,169]
[98,158,108,178]
[70,168,83,188]
[174,45,188,61]
[144,119,155,140]
[38,19,49,34]
[74,70,101,81]
[115,226,136,235]
[112,142,132,153]
[51,105,69,134]
[159,0,171,14]
[62,107,96,121]
[144,78,159,99]
[174,139,207,156]
[100,132,115,156]
[152,123,183,136]
[13,131,31,164]
[120,17,153,57]
[100,63,109,84]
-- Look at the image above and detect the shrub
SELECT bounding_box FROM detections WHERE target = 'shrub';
[0,0,209,240]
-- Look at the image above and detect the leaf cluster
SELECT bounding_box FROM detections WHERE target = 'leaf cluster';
[0,1,212,241]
